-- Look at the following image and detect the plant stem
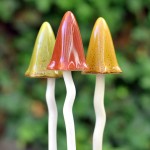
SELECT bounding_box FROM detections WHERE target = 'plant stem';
[46,78,58,150]
[93,74,106,150]
[63,71,76,150]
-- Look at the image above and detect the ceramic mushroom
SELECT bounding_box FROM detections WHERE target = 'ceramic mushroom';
[25,22,62,150]
[47,11,87,150]
[83,17,122,150]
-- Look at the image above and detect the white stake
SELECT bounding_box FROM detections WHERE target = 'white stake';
[46,78,58,150]
[93,74,106,150]
[63,71,76,150]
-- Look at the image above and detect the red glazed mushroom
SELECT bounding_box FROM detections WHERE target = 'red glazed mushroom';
[47,11,87,150]
[47,12,87,71]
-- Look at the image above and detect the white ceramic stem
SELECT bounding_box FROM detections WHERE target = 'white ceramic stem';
[93,74,106,150]
[63,71,76,150]
[46,78,57,150]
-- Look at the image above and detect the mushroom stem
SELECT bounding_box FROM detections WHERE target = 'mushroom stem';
[93,74,106,150]
[46,78,58,150]
[63,71,76,150]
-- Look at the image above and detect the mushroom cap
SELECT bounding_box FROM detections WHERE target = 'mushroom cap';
[83,17,122,74]
[47,11,87,71]
[25,22,62,78]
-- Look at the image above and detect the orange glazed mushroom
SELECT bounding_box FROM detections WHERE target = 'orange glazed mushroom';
[83,17,122,150]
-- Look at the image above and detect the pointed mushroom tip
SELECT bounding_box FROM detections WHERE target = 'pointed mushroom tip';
[97,17,105,21]
[42,21,49,25]
[40,22,49,28]
[65,11,73,15]
[64,11,75,19]
[95,17,107,26]
[41,22,53,31]
[39,21,55,39]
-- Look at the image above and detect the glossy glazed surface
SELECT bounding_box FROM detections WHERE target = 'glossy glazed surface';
[47,11,87,71]
[25,22,62,78]
[83,17,122,74]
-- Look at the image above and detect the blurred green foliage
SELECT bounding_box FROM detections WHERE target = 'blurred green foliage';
[0,0,150,150]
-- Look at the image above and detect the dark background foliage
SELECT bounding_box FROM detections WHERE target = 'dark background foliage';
[0,0,150,150]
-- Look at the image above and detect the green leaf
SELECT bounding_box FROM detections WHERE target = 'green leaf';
[35,0,53,12]
[0,0,19,21]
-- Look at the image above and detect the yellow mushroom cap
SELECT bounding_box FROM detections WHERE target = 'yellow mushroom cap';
[83,17,122,74]
[25,22,62,78]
